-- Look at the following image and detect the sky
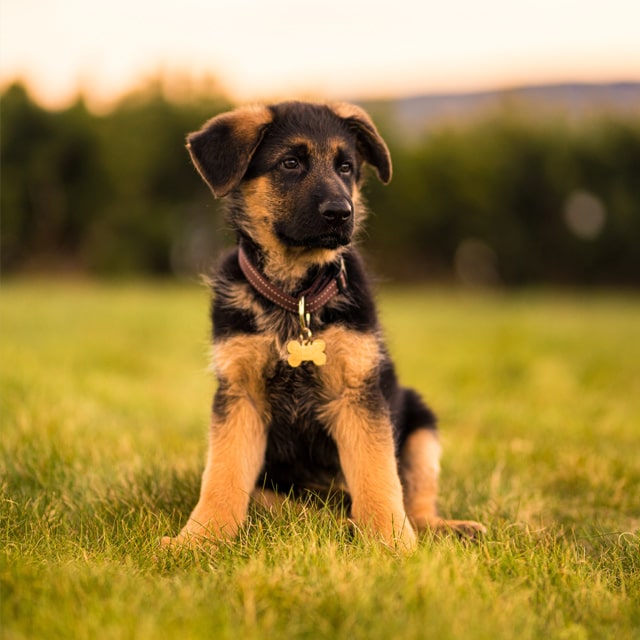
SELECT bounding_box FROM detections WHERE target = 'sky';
[1,0,639,109]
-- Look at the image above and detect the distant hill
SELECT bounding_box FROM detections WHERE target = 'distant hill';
[361,82,640,137]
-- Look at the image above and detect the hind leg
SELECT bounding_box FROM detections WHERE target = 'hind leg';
[399,428,486,539]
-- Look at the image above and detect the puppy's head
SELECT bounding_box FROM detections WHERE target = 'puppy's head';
[187,101,391,264]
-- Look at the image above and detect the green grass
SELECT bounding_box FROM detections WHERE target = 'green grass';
[1,281,639,640]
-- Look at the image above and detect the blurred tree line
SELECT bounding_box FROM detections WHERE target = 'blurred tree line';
[2,80,639,285]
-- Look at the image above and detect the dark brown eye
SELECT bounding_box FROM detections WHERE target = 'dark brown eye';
[338,162,352,174]
[281,158,299,170]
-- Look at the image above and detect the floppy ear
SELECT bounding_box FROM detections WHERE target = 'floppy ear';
[186,105,273,197]
[330,103,392,184]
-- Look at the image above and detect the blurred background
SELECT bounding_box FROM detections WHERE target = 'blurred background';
[2,0,639,286]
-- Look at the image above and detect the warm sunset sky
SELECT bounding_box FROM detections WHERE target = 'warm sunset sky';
[1,0,639,108]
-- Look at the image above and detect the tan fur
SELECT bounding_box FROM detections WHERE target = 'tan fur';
[330,102,378,123]
[265,246,344,292]
[399,429,441,528]
[169,400,267,544]
[251,487,288,512]
[240,175,285,262]
[164,335,275,546]
[327,403,416,548]
[213,334,276,405]
[227,105,273,143]
[316,326,416,548]
[317,326,381,392]
[400,429,486,538]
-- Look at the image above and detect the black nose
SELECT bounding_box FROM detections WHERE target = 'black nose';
[319,198,353,224]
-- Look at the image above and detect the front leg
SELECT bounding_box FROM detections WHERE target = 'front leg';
[319,328,416,550]
[163,335,273,547]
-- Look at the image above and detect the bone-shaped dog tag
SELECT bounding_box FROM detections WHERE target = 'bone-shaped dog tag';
[287,338,327,367]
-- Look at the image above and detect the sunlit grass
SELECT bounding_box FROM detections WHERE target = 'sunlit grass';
[1,281,639,639]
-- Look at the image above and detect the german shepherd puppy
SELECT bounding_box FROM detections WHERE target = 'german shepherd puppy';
[163,101,485,549]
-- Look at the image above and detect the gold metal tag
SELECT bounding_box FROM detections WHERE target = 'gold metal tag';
[287,338,327,367]
[285,296,327,367]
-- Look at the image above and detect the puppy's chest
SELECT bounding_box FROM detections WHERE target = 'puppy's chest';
[261,360,339,469]
[265,360,323,428]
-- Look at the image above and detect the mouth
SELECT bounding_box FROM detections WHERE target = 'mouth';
[276,230,352,251]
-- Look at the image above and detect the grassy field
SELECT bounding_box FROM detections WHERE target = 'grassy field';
[1,281,639,640]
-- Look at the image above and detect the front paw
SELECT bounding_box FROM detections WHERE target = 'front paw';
[394,520,418,550]
[160,535,191,548]
[159,533,201,550]
[350,511,417,551]
[159,526,221,550]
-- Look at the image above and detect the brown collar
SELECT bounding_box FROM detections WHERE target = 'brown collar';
[237,243,348,314]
